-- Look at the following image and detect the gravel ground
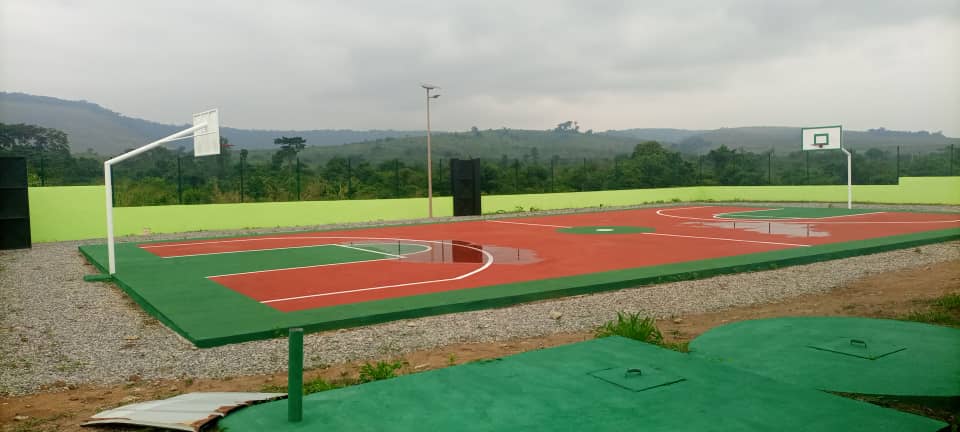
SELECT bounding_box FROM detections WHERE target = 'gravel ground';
[1,204,958,396]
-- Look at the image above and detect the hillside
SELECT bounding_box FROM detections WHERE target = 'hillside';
[670,127,957,155]
[0,93,422,155]
[255,129,640,165]
[2,92,956,159]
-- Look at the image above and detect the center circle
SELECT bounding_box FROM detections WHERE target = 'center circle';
[557,226,655,235]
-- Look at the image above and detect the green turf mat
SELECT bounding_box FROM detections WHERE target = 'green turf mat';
[690,317,960,397]
[220,337,944,431]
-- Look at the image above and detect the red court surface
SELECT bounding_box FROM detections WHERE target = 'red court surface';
[139,206,960,313]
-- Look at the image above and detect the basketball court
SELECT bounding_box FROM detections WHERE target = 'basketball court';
[79,205,960,347]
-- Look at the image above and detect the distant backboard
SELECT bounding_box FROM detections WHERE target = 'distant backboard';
[192,109,221,157]
[802,125,842,151]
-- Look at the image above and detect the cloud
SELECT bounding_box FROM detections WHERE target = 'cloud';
[2,0,958,134]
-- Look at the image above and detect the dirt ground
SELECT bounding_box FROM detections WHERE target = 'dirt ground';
[2,260,958,432]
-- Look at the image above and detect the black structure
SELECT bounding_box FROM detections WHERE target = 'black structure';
[0,157,31,249]
[450,158,482,216]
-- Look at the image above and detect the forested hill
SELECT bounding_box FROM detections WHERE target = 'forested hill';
[0,93,423,155]
[666,126,958,155]
[2,92,956,159]
[276,129,640,166]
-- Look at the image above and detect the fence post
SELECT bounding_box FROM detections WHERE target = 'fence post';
[550,157,556,193]
[514,159,519,193]
[347,158,352,197]
[39,155,45,186]
[239,157,245,203]
[896,145,900,182]
[296,157,301,201]
[582,158,587,191]
[698,155,703,185]
[288,328,303,422]
[177,156,183,204]
[768,151,772,185]
[395,159,400,197]
[951,144,955,176]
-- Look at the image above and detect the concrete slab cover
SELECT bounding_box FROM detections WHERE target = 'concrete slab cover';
[81,392,285,431]
[691,317,960,397]
[220,337,944,431]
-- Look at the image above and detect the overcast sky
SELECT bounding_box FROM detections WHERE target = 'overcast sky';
[2,1,959,135]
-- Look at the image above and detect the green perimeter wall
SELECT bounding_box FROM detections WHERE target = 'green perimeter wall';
[30,177,959,242]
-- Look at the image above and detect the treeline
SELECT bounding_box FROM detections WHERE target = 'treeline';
[2,123,957,207]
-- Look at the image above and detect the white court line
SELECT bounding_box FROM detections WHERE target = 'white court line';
[658,207,959,224]
[261,245,496,304]
[713,208,782,218]
[145,236,435,259]
[208,257,397,278]
[487,220,572,229]
[334,243,405,258]
[161,243,335,258]
[641,232,811,247]
[715,210,887,221]
[141,237,272,249]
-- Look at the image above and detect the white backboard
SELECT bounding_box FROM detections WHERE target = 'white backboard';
[801,125,842,151]
[192,109,221,157]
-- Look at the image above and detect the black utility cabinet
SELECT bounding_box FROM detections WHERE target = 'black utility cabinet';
[450,158,482,217]
[0,157,32,249]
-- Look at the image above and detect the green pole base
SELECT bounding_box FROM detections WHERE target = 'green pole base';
[288,327,304,423]
[83,274,114,282]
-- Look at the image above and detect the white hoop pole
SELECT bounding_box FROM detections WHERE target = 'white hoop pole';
[841,147,852,209]
[104,123,207,274]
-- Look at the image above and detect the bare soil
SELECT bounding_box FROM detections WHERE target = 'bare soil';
[2,260,958,432]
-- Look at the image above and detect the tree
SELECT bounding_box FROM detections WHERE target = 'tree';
[272,136,306,168]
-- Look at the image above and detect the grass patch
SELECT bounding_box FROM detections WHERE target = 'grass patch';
[358,360,407,383]
[260,377,348,395]
[596,312,664,346]
[901,293,960,327]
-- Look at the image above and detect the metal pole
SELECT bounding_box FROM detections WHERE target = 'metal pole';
[395,158,400,197]
[805,152,810,185]
[767,151,772,185]
[698,155,702,185]
[514,159,519,193]
[177,156,183,204]
[951,144,955,176]
[347,158,352,197]
[896,145,900,181]
[240,157,245,203]
[425,89,433,217]
[296,157,301,201]
[288,328,303,422]
[104,123,206,275]
[841,148,852,209]
[550,157,555,193]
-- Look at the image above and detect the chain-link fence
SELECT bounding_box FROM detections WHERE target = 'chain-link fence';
[13,144,959,207]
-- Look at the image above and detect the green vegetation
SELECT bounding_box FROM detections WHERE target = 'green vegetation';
[595,312,692,352]
[901,293,960,327]
[5,109,958,207]
[596,312,664,345]
[358,360,407,383]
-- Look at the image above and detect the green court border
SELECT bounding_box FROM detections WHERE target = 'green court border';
[80,222,960,348]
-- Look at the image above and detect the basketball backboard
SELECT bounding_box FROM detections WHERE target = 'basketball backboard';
[801,126,842,151]
[192,109,221,157]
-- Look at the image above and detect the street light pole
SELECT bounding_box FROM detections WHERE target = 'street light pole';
[422,84,440,218]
